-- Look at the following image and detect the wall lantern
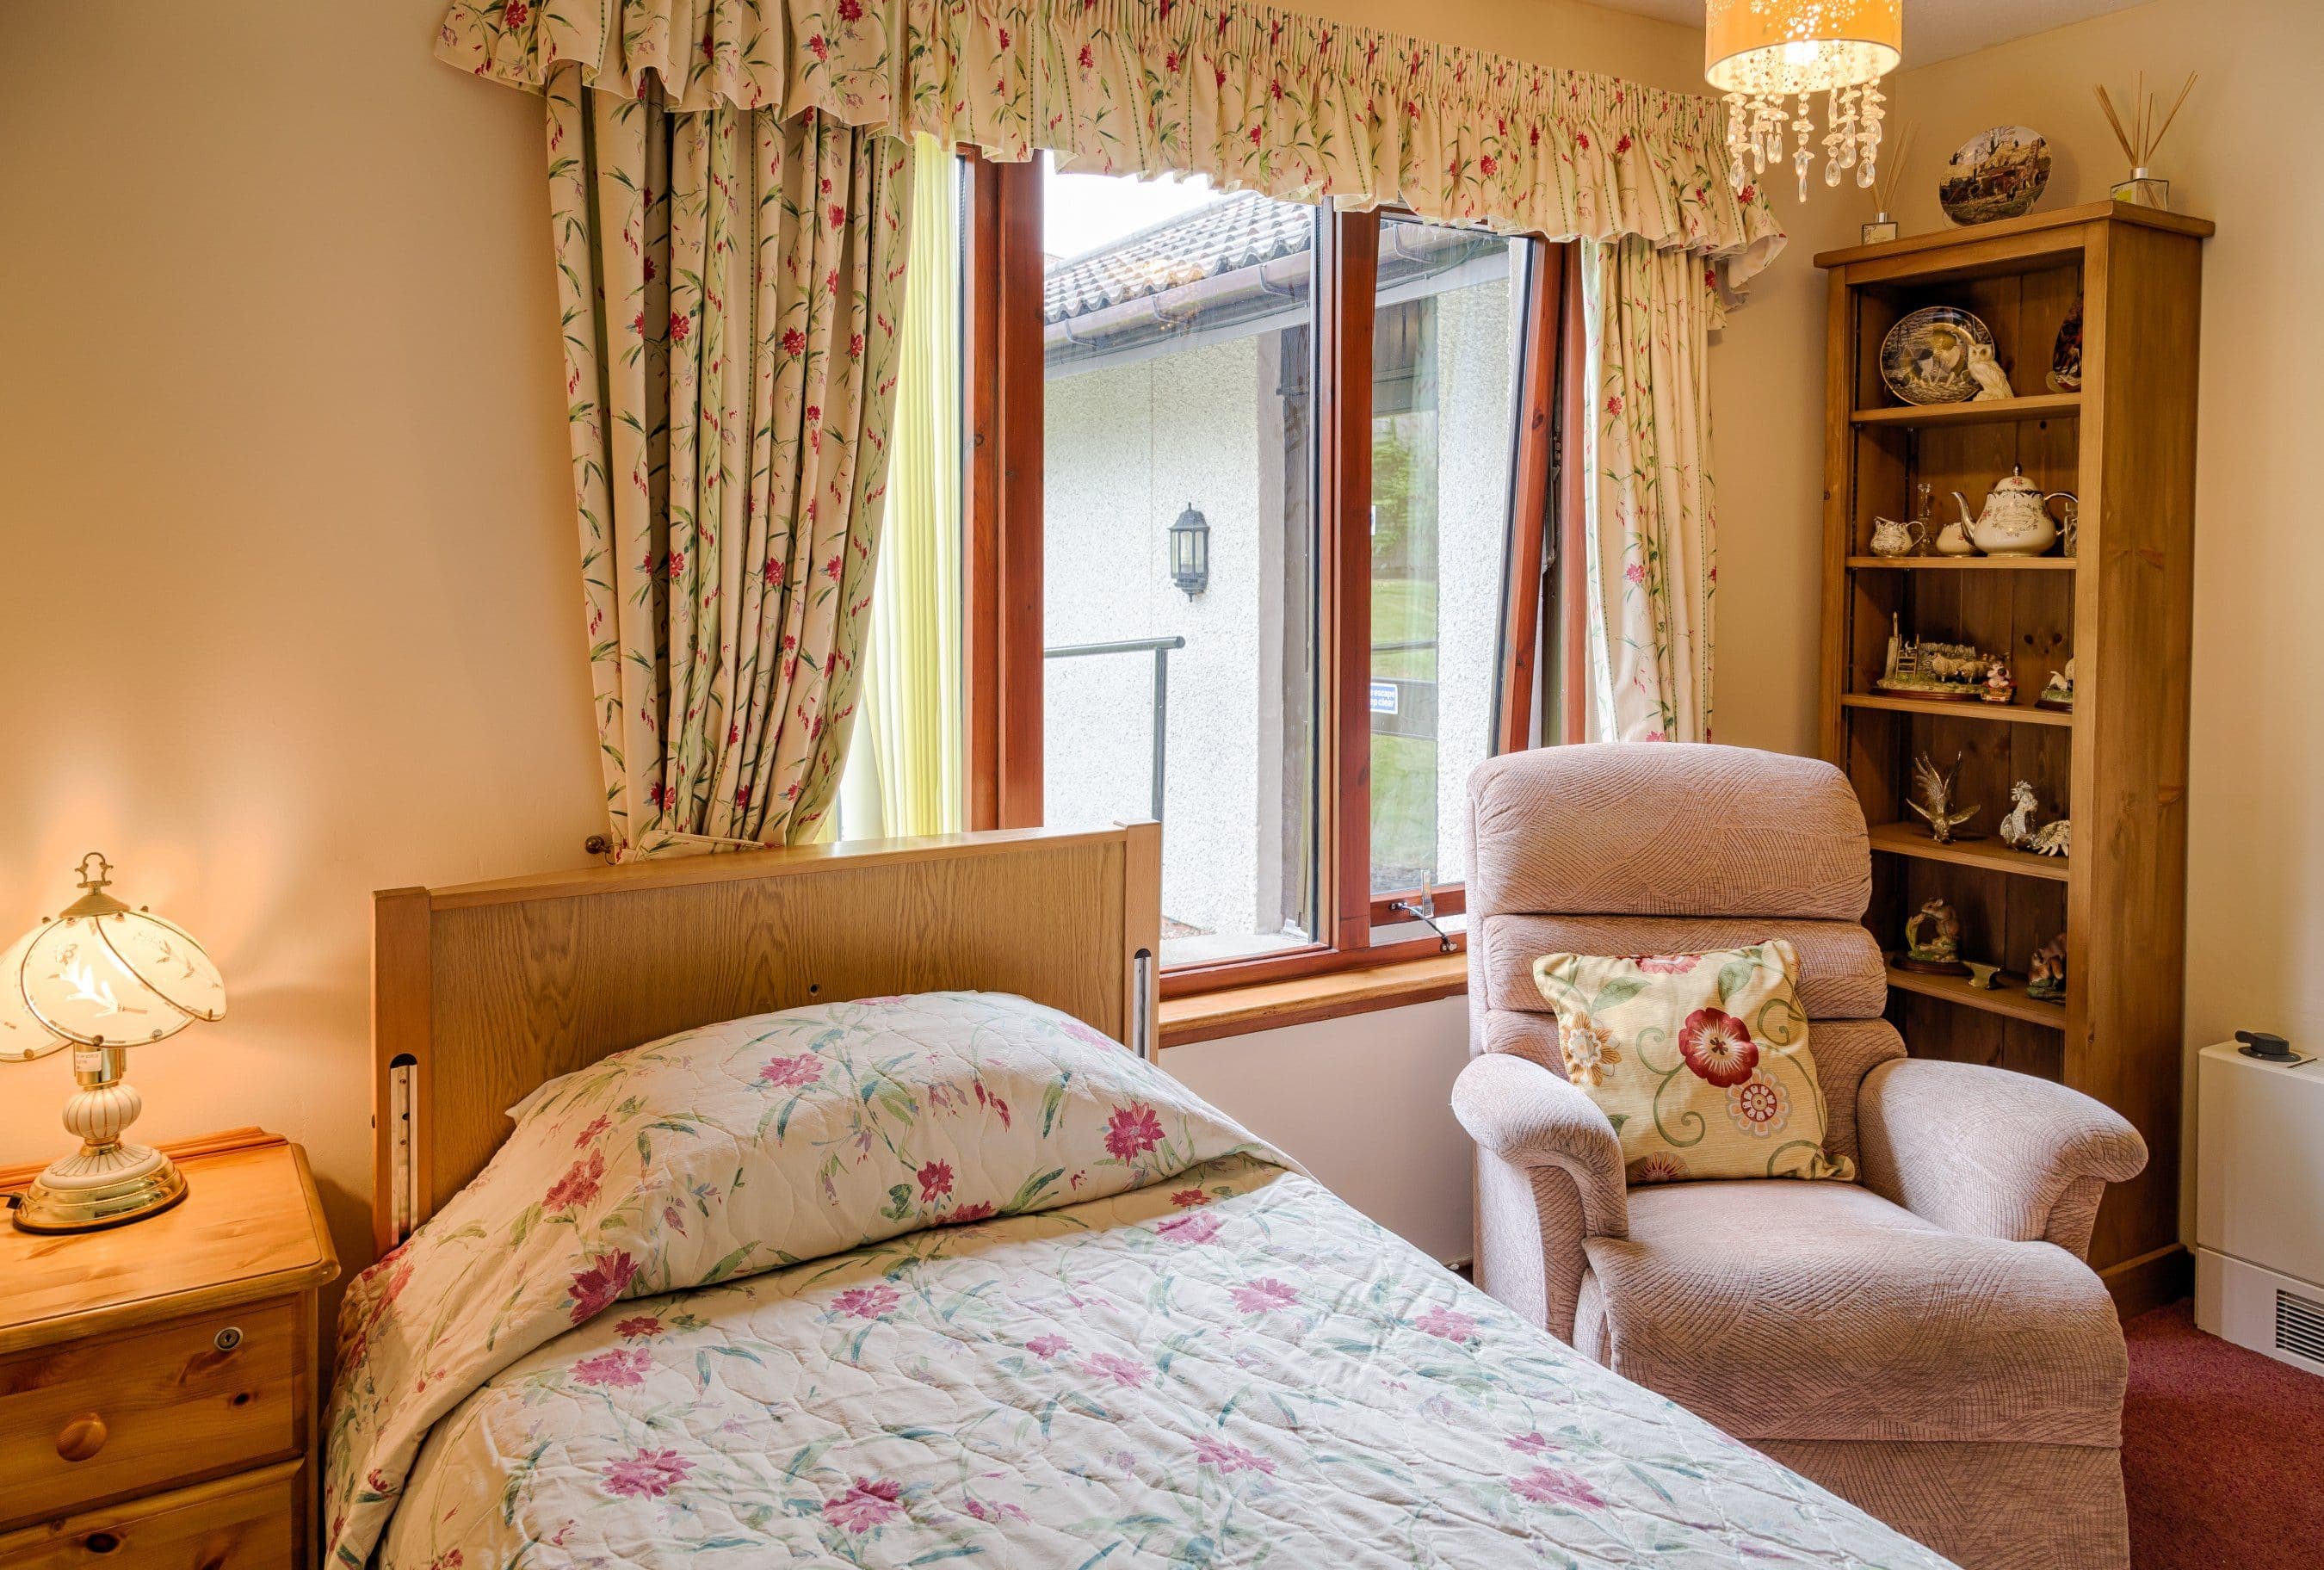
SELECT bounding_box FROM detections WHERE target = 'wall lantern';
[1168,503,1209,598]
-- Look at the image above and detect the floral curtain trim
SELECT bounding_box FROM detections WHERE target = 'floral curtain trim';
[1582,236,1717,744]
[442,0,1786,287]
[552,72,912,856]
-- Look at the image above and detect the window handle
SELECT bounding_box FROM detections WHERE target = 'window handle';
[1387,894,1456,954]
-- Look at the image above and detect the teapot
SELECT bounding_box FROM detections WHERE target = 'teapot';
[1952,467,2075,558]
[1868,516,1925,558]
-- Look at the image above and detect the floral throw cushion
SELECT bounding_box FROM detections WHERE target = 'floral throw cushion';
[1530,941,1853,1186]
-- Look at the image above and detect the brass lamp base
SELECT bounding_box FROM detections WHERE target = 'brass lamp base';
[14,1047,189,1233]
[14,1141,188,1233]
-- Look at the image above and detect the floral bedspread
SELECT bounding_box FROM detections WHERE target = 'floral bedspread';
[330,992,1950,1569]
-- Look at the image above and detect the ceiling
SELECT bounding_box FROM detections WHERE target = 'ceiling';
[1591,0,2152,67]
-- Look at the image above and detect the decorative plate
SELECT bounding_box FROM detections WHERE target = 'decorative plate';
[1939,125,2052,226]
[1879,306,1995,406]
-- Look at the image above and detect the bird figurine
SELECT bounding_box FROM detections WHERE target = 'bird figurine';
[1966,340,2015,401]
[2028,819,2072,857]
[1907,752,1981,844]
[2000,781,2039,850]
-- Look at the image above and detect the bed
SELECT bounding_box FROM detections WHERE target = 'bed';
[331,826,1950,1568]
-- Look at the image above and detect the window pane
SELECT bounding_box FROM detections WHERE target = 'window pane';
[1040,158,1320,967]
[1369,219,1530,896]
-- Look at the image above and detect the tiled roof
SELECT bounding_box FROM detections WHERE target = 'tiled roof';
[1043,192,1314,325]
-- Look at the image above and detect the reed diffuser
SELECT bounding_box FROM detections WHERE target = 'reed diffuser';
[2095,71,2195,211]
[1862,122,1915,243]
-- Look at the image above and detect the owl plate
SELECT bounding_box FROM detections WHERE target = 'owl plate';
[1879,306,1994,406]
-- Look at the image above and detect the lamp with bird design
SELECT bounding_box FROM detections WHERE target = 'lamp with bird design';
[3,853,226,1232]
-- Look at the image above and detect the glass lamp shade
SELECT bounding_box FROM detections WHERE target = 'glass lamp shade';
[1704,0,1901,97]
[15,905,224,1046]
[4,854,224,1232]
[0,928,69,1062]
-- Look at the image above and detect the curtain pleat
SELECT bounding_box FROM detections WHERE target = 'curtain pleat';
[444,0,1783,287]
[1582,237,1718,745]
[551,65,913,857]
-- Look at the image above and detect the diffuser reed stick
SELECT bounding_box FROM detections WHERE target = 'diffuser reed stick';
[1870,122,1916,217]
[2095,71,2195,168]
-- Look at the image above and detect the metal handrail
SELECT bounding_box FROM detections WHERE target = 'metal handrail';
[1044,636,1186,823]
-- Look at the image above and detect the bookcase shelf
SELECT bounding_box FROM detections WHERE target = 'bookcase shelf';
[1868,821,2071,882]
[1818,203,2210,1308]
[1845,555,2076,571]
[1884,966,2067,1028]
[1840,693,2073,726]
[1850,392,2081,429]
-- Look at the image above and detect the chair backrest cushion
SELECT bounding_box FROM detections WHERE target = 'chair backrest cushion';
[1468,743,1870,921]
[1465,744,1896,1160]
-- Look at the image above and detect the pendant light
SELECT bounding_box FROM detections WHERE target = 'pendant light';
[1706,0,1903,201]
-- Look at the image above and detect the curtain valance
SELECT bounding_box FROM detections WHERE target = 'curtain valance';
[437,0,1786,286]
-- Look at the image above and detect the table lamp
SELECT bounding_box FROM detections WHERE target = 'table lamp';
[2,853,226,1232]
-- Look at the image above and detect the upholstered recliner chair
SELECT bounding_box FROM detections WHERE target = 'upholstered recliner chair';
[1452,743,2148,1570]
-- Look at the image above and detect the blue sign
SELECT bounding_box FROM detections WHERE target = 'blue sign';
[1369,680,1399,716]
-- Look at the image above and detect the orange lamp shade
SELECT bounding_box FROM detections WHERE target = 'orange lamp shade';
[1705,0,1902,98]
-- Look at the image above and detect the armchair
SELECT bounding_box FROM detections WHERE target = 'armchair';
[1453,744,2146,1570]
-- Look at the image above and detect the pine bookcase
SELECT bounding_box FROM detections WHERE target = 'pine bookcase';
[1814,201,2213,1314]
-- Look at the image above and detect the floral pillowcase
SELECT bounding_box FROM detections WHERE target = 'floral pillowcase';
[1529,941,1853,1186]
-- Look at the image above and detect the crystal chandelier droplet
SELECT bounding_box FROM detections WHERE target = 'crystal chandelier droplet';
[1705,1,1901,202]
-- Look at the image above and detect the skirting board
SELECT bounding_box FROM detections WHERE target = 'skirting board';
[2101,1243,2192,1320]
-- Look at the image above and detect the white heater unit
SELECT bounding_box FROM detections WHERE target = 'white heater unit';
[2195,1038,2324,1376]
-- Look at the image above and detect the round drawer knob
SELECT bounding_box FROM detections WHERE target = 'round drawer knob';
[56,1412,108,1462]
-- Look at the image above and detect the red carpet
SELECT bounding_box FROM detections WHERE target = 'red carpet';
[2123,1300,2324,1567]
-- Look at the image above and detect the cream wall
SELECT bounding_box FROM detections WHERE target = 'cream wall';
[0,3,600,1280]
[1716,0,2324,1223]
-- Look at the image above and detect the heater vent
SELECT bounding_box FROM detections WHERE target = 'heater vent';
[2277,1288,2324,1365]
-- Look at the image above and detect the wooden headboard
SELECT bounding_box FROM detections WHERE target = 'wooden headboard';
[369,825,1160,1259]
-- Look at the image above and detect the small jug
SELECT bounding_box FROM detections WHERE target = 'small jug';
[1868,516,1925,558]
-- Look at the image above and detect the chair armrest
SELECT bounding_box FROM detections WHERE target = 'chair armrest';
[1451,1053,1628,1240]
[1857,1058,2147,1258]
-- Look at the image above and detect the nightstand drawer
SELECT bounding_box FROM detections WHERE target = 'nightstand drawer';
[0,1301,300,1533]
[0,1458,300,1570]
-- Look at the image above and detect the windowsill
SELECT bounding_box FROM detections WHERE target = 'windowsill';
[1158,950,1468,1048]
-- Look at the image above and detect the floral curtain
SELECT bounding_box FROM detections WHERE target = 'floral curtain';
[1581,236,1718,744]
[441,0,1785,288]
[549,67,912,856]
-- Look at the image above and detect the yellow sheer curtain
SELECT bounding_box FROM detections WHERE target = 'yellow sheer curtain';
[852,135,965,837]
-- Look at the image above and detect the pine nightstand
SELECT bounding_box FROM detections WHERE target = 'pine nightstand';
[0,1130,337,1570]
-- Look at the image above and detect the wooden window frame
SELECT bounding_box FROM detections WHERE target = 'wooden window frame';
[962,159,1582,998]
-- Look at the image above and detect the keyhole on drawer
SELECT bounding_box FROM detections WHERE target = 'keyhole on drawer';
[83,1532,119,1555]
[231,1391,253,1407]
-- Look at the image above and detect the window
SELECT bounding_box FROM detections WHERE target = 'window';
[1039,161,1321,967]
[955,152,1572,989]
[1367,218,1530,900]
